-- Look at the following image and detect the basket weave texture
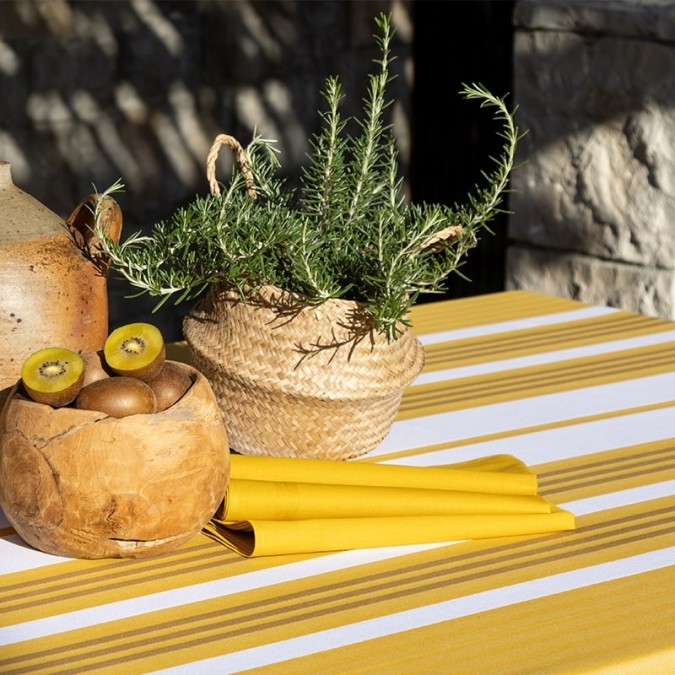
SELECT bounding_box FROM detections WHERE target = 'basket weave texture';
[183,284,425,460]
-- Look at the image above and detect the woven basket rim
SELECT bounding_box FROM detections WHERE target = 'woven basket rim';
[184,283,426,400]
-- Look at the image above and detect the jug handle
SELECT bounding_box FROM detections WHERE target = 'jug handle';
[67,194,123,277]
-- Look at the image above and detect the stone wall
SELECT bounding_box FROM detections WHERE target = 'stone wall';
[0,0,411,340]
[507,0,675,319]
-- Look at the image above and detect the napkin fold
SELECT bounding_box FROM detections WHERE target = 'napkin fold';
[203,454,575,557]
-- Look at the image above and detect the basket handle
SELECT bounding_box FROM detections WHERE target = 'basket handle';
[205,133,463,250]
[206,134,257,199]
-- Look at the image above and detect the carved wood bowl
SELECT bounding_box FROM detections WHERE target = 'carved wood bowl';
[0,364,230,559]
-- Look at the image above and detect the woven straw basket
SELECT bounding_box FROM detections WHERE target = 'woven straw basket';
[184,284,424,460]
[182,134,461,460]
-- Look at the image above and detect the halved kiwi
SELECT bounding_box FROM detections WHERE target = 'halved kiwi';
[103,323,165,382]
[21,347,85,407]
[148,362,193,412]
[75,377,158,418]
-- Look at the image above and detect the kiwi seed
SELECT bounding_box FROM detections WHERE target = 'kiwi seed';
[148,362,193,411]
[21,347,85,407]
[103,323,165,382]
[75,377,158,418]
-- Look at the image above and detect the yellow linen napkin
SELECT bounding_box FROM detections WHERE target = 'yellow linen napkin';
[228,454,538,495]
[222,479,553,521]
[204,509,576,558]
[203,454,575,557]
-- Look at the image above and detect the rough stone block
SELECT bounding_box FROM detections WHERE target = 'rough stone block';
[509,27,675,269]
[506,245,675,319]
[515,0,675,41]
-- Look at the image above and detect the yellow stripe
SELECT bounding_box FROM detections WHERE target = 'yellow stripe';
[0,536,319,628]
[399,342,675,418]
[3,498,672,673]
[2,291,671,673]
[4,436,669,626]
[537,439,675,503]
[409,290,585,334]
[373,400,675,464]
[3,422,672,628]
[164,291,585,365]
[253,564,675,674]
[423,312,673,370]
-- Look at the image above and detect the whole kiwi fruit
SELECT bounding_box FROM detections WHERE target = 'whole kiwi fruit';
[75,377,158,418]
[80,350,113,387]
[148,362,193,412]
[103,323,165,382]
[21,347,85,407]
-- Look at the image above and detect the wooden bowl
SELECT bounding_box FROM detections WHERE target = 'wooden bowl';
[0,363,229,559]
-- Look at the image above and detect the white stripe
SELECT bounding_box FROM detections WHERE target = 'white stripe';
[5,404,670,577]
[417,305,619,345]
[373,372,675,457]
[382,406,675,468]
[0,535,71,575]
[416,331,675,385]
[0,340,675,574]
[157,546,675,674]
[1,477,670,649]
[563,481,675,516]
[0,544,445,647]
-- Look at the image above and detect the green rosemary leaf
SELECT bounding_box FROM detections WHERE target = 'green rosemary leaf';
[93,12,520,340]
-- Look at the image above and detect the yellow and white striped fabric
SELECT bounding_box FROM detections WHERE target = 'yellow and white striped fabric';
[1,290,674,673]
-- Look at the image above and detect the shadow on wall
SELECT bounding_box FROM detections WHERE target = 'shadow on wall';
[507,0,675,318]
[0,0,412,341]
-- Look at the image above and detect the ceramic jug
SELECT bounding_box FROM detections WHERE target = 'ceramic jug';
[0,161,122,391]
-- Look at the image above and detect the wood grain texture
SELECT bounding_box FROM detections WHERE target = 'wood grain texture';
[0,364,230,559]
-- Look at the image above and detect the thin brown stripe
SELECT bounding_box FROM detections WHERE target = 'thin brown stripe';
[3,449,672,613]
[400,347,675,412]
[412,344,675,400]
[2,543,218,593]
[540,456,675,492]
[538,445,675,483]
[424,315,670,365]
[2,546,242,614]
[15,520,675,675]
[374,401,675,464]
[4,506,672,672]
[542,465,675,496]
[410,293,591,332]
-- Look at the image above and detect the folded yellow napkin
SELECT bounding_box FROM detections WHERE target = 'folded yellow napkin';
[227,454,539,495]
[222,479,553,521]
[203,454,575,557]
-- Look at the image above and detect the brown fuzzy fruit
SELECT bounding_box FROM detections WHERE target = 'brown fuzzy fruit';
[103,323,165,382]
[80,350,113,387]
[0,365,230,559]
[148,361,193,412]
[21,347,84,407]
[76,377,157,417]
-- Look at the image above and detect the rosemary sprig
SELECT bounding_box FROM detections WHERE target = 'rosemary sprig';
[94,13,521,340]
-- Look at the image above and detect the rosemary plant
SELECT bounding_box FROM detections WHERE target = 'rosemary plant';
[95,13,521,340]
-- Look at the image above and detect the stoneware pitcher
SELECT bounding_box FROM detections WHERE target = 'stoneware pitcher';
[0,161,122,391]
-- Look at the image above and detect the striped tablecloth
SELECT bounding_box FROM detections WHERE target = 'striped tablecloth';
[1,290,674,673]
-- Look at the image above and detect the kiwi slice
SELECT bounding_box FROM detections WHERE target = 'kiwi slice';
[75,377,158,418]
[21,347,85,407]
[148,362,192,411]
[103,323,165,382]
